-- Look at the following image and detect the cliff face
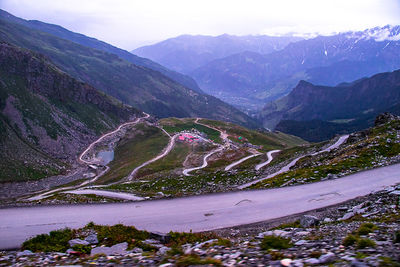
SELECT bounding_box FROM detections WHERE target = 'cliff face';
[0,43,141,182]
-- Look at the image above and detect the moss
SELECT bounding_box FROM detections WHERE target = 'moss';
[260,235,292,250]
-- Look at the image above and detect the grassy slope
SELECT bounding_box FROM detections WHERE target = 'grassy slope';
[198,119,306,150]
[251,119,400,189]
[0,18,259,128]
[135,142,190,178]
[96,124,169,184]
[160,118,222,143]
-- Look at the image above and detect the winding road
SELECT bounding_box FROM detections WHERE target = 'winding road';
[182,118,230,176]
[2,162,400,250]
[27,114,150,201]
[225,150,262,171]
[255,150,281,171]
[126,132,178,181]
[238,135,350,189]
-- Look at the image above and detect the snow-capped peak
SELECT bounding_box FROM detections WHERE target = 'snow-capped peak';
[346,25,400,42]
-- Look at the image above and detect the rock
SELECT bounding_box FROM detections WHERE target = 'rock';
[351,260,368,267]
[149,232,171,243]
[389,190,400,195]
[131,247,143,253]
[295,240,307,246]
[323,218,333,223]
[319,252,335,263]
[68,238,89,247]
[257,230,290,239]
[159,264,173,267]
[374,112,398,126]
[291,259,304,267]
[340,211,355,221]
[229,252,241,259]
[157,246,171,256]
[90,242,128,256]
[300,215,319,227]
[17,250,33,257]
[295,231,310,236]
[304,258,320,265]
[84,233,98,244]
[280,258,292,266]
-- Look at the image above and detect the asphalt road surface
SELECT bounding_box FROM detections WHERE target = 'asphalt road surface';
[1,162,399,249]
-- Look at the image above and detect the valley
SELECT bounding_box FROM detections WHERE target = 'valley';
[1,5,400,265]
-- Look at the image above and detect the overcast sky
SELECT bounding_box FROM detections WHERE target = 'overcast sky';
[2,0,400,50]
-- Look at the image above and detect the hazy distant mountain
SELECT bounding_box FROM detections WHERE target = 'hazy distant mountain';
[260,69,400,141]
[0,43,141,182]
[0,9,203,93]
[191,26,400,112]
[132,34,302,74]
[0,14,258,128]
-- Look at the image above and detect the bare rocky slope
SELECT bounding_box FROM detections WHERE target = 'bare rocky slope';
[0,43,141,182]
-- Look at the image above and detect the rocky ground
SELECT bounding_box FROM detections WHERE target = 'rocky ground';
[1,185,399,267]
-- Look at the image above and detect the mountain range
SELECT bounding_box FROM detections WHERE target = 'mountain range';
[132,34,302,74]
[261,69,400,141]
[190,25,400,112]
[0,10,258,128]
[0,42,140,182]
[0,9,202,94]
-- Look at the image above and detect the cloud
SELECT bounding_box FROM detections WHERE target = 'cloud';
[1,0,400,50]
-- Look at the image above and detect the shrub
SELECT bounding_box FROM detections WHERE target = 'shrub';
[394,231,400,243]
[357,223,377,235]
[356,238,376,249]
[260,235,292,250]
[176,254,222,267]
[343,234,358,247]
[72,244,92,254]
[22,228,73,252]
[167,231,219,247]
[93,224,149,247]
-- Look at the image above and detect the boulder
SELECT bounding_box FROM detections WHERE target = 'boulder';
[319,252,336,263]
[84,233,98,244]
[300,215,319,227]
[17,250,33,257]
[68,239,89,247]
[90,242,128,256]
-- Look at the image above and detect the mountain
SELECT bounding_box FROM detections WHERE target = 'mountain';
[0,43,141,182]
[132,34,302,74]
[191,25,400,112]
[260,69,400,141]
[0,15,258,128]
[0,9,202,93]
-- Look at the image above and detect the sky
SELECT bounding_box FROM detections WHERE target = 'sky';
[1,0,400,50]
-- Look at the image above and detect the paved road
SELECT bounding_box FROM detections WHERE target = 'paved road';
[255,150,281,171]
[1,162,400,249]
[239,135,350,189]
